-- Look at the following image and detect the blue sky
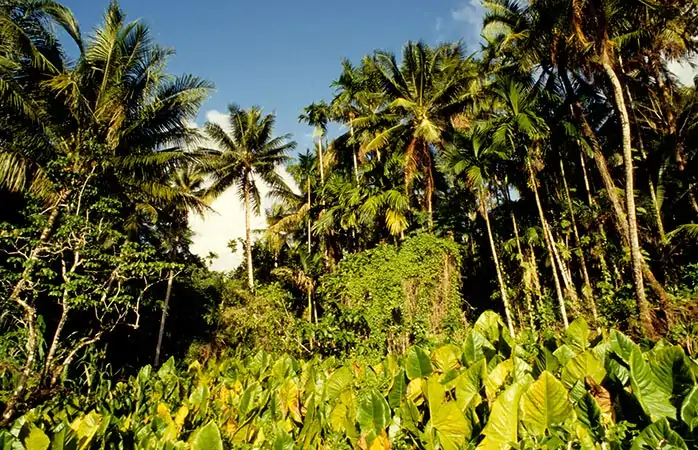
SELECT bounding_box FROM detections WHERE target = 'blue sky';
[63,0,484,151]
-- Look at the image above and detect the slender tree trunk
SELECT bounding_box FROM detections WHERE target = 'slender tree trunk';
[154,269,174,367]
[307,178,312,254]
[244,176,254,291]
[622,67,667,243]
[350,122,359,183]
[511,212,534,329]
[317,135,324,185]
[560,159,598,323]
[601,56,654,337]
[528,160,569,328]
[480,191,515,337]
[572,100,670,312]
[528,243,543,304]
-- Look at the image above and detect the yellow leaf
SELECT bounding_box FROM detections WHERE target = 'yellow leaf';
[369,433,391,450]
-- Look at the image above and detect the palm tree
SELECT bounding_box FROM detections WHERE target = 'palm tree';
[299,101,330,185]
[362,41,476,229]
[443,130,516,336]
[1,1,211,423]
[202,104,295,291]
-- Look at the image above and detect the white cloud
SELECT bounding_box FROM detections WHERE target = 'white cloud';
[668,58,696,86]
[188,109,297,272]
[450,0,486,49]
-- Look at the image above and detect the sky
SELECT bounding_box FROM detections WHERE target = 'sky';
[63,0,695,271]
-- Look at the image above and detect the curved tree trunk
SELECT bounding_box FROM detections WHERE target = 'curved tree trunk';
[154,269,174,367]
[528,160,569,328]
[601,56,654,337]
[480,191,515,337]
[244,176,254,291]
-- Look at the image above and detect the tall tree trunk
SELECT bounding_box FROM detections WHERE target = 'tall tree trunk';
[244,176,254,291]
[528,160,569,328]
[571,100,670,314]
[511,212,534,329]
[480,191,516,337]
[154,269,174,367]
[560,159,598,323]
[350,122,359,183]
[317,135,324,185]
[601,55,654,337]
[307,178,312,254]
[621,64,667,243]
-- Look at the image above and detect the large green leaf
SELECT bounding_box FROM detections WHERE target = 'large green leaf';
[565,317,590,352]
[357,390,391,435]
[463,331,496,366]
[455,359,486,412]
[681,386,698,431]
[190,421,223,450]
[609,330,637,363]
[561,350,606,388]
[405,346,433,380]
[630,419,687,450]
[473,310,503,345]
[477,377,531,449]
[648,346,695,401]
[24,426,50,450]
[521,371,574,436]
[629,347,676,421]
[388,368,407,408]
[575,393,603,441]
[432,401,472,450]
[326,366,352,401]
[432,344,461,373]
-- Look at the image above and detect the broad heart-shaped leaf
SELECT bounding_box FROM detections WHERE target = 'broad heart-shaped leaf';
[521,371,574,437]
[425,376,446,417]
[432,344,461,373]
[24,426,49,450]
[561,350,607,388]
[681,386,698,431]
[477,376,532,450]
[405,346,433,380]
[648,345,696,401]
[575,393,604,441]
[388,368,407,408]
[432,401,472,450]
[629,347,677,421]
[473,310,503,345]
[357,390,391,435]
[463,331,496,366]
[190,421,223,450]
[630,418,688,450]
[325,366,352,401]
[565,317,590,352]
[455,359,486,412]
[609,330,638,364]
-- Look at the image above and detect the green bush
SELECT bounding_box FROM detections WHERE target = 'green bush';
[317,234,467,357]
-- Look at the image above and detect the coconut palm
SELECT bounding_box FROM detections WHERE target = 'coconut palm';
[362,41,476,229]
[202,104,295,291]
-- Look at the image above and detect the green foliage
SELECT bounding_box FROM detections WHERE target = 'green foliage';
[317,234,466,356]
[1,311,695,448]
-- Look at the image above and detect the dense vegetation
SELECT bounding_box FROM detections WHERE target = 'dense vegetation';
[1,0,698,447]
